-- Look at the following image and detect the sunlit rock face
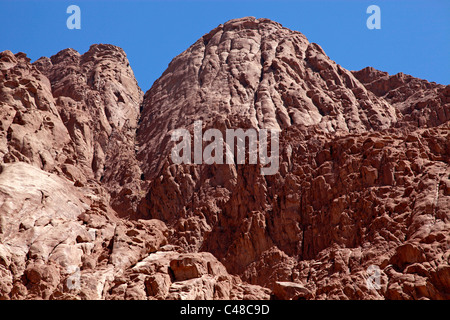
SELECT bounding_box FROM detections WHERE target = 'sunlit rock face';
[0,17,448,300]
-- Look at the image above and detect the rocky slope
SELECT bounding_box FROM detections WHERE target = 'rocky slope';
[0,17,449,300]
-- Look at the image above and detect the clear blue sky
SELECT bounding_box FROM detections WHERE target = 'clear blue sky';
[1,0,449,91]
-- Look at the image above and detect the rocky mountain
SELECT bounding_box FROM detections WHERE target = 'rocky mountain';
[0,17,449,300]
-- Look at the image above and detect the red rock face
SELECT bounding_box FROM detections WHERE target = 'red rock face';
[33,44,145,217]
[0,17,449,300]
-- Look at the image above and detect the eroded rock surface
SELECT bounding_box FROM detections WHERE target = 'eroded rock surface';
[0,17,449,300]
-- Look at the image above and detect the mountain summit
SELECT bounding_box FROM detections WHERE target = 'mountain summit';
[137,17,398,179]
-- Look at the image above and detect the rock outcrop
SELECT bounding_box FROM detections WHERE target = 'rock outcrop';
[33,44,144,217]
[0,17,448,300]
[353,66,450,128]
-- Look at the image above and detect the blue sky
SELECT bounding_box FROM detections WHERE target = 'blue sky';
[1,0,449,90]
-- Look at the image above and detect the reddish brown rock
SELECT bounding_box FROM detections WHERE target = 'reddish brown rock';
[106,251,270,300]
[0,17,449,300]
[34,44,145,217]
[353,66,450,128]
[272,281,312,300]
[135,17,449,300]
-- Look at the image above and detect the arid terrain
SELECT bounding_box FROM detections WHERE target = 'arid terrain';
[0,17,448,300]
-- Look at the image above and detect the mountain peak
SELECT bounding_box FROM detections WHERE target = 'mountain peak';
[137,17,396,178]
